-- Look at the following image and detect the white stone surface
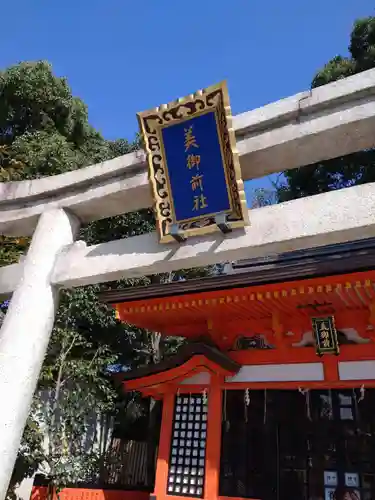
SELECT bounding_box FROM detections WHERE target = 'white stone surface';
[226,363,324,382]
[3,68,375,236]
[42,181,375,289]
[0,262,24,298]
[338,361,375,380]
[0,209,79,500]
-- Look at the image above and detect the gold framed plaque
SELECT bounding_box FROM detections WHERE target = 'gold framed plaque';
[137,82,248,243]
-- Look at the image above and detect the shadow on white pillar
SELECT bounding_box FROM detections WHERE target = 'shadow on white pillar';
[0,208,80,500]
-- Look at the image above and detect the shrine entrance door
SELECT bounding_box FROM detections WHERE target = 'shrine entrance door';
[220,389,375,499]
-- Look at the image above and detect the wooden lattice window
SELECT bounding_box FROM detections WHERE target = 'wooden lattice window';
[167,394,208,497]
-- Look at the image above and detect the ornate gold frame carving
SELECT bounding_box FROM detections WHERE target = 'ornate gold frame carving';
[137,81,249,243]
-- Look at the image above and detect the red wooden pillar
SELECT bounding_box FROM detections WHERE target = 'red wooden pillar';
[153,392,174,500]
[204,378,222,500]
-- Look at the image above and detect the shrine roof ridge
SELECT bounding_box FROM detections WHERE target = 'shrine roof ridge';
[230,236,375,271]
[99,236,375,305]
[113,342,240,383]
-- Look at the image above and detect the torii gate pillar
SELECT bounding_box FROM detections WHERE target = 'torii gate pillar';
[0,208,80,500]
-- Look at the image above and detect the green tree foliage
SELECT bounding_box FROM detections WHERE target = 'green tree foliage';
[279,17,375,202]
[0,61,145,496]
[0,61,113,177]
[0,62,120,492]
[0,60,213,496]
[0,60,114,268]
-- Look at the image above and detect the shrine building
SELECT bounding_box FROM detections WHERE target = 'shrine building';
[99,236,375,500]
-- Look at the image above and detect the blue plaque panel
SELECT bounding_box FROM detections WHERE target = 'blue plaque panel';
[161,111,231,223]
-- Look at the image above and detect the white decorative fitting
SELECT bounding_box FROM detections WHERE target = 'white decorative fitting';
[339,361,375,380]
[226,363,324,383]
[180,372,211,385]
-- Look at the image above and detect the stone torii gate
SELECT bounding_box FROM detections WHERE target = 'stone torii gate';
[2,69,375,500]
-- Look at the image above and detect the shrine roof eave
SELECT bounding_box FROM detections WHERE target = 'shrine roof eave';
[113,342,240,390]
[99,237,375,305]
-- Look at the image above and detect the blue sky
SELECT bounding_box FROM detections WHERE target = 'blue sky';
[1,0,374,203]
